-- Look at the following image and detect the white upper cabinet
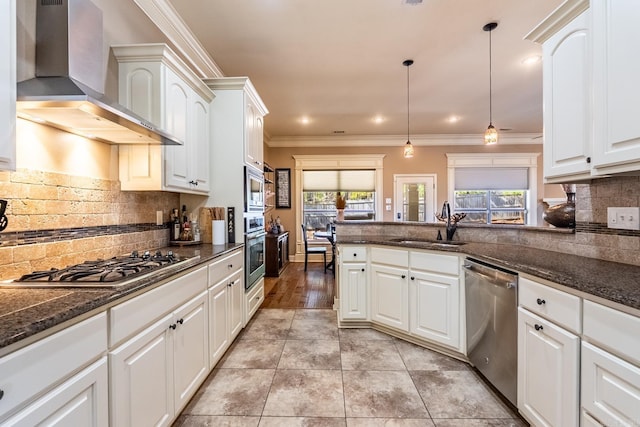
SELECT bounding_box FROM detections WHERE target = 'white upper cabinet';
[205,77,268,173]
[528,0,640,181]
[591,1,640,174]
[113,44,214,194]
[0,0,16,171]
[541,9,592,181]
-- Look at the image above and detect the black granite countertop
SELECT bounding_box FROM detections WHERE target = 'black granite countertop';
[338,236,640,314]
[0,244,243,353]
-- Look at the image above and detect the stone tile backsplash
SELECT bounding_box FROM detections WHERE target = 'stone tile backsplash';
[0,169,179,281]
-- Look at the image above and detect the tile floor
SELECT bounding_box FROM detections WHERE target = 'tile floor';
[174,308,527,427]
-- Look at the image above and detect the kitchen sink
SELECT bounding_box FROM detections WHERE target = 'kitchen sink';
[390,238,466,248]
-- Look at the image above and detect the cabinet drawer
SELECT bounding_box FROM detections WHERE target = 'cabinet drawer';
[583,300,640,366]
[208,249,243,286]
[519,277,581,334]
[371,246,408,268]
[246,279,264,322]
[340,246,367,263]
[110,265,207,347]
[0,313,107,421]
[411,250,459,275]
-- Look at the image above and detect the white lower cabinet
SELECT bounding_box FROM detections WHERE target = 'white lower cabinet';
[371,263,409,332]
[3,357,108,427]
[409,269,459,349]
[208,270,243,368]
[245,277,264,327]
[339,262,368,320]
[517,307,580,427]
[581,341,640,427]
[110,291,208,427]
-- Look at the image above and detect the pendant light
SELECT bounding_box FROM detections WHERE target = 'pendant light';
[403,59,415,158]
[483,22,498,145]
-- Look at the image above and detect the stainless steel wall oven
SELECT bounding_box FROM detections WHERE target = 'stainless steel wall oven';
[245,227,266,290]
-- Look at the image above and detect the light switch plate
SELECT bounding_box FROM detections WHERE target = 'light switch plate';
[607,207,640,230]
[385,204,391,211]
[385,198,392,204]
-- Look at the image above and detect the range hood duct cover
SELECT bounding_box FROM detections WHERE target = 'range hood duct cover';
[16,0,183,146]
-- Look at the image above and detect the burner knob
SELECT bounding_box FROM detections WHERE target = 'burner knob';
[167,251,175,259]
[130,250,139,258]
[155,250,163,258]
[143,250,150,259]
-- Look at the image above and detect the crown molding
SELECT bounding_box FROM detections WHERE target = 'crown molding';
[204,77,269,116]
[132,0,224,78]
[524,0,589,44]
[267,133,543,148]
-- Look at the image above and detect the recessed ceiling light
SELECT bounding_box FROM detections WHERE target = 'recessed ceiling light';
[373,116,385,124]
[299,116,310,124]
[522,55,541,65]
[446,116,460,123]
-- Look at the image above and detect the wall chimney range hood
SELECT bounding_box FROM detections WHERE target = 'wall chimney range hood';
[16,0,183,146]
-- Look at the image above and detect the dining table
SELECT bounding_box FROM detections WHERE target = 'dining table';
[313,230,336,274]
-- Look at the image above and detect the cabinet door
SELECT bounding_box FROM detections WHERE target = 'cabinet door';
[208,280,230,369]
[173,291,209,413]
[592,1,640,173]
[542,10,592,181]
[164,70,190,190]
[190,94,210,192]
[581,341,640,427]
[0,0,15,171]
[110,313,174,427]
[409,270,459,349]
[229,272,245,340]
[370,264,409,331]
[339,262,368,320]
[517,308,579,427]
[4,357,108,427]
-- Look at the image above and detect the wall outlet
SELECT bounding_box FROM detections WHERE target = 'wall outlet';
[156,210,163,226]
[607,207,640,230]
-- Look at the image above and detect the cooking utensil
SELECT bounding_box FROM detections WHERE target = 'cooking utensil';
[0,200,7,232]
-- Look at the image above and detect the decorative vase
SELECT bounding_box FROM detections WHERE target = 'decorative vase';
[337,209,344,221]
[543,192,576,228]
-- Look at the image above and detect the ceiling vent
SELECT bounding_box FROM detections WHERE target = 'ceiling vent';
[403,0,423,5]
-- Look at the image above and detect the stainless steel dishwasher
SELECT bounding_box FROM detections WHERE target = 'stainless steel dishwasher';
[464,257,518,406]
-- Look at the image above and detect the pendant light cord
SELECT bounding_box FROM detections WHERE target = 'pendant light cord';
[407,63,410,141]
[489,27,493,126]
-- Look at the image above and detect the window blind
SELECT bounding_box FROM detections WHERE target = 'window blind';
[455,168,528,190]
[303,170,375,191]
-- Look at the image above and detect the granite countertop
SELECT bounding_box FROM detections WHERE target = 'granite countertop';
[338,236,640,315]
[0,244,243,353]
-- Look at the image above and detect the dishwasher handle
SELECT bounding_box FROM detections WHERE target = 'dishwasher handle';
[463,263,517,289]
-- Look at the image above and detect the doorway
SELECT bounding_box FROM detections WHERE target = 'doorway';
[393,174,437,222]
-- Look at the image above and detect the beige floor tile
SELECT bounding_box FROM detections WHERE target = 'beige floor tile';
[342,370,429,418]
[219,339,285,369]
[259,417,347,427]
[288,318,340,340]
[240,317,291,340]
[340,340,406,370]
[254,308,297,321]
[410,370,515,419]
[347,418,435,426]
[394,340,469,371]
[338,328,394,342]
[173,415,260,426]
[183,369,275,416]
[277,339,341,370]
[294,309,338,322]
[262,370,345,417]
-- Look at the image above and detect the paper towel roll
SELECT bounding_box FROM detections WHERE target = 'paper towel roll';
[212,220,225,245]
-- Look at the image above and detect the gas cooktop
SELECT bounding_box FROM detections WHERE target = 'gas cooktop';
[3,250,196,288]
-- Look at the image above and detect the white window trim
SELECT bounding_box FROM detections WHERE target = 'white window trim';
[446,153,540,225]
[293,154,385,258]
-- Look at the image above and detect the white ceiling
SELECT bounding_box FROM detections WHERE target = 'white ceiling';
[167,0,563,141]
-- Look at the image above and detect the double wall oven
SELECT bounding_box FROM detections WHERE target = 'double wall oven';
[244,167,266,290]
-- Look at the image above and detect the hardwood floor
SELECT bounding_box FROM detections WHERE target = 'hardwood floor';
[262,262,335,309]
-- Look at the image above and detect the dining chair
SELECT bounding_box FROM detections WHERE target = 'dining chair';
[301,224,327,272]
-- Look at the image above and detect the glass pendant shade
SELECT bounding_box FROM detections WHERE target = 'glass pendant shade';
[403,140,414,158]
[484,124,498,145]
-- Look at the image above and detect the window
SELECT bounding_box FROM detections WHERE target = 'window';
[446,153,539,226]
[302,170,376,232]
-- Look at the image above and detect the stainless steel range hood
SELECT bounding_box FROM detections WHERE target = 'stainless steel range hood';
[16,0,182,146]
